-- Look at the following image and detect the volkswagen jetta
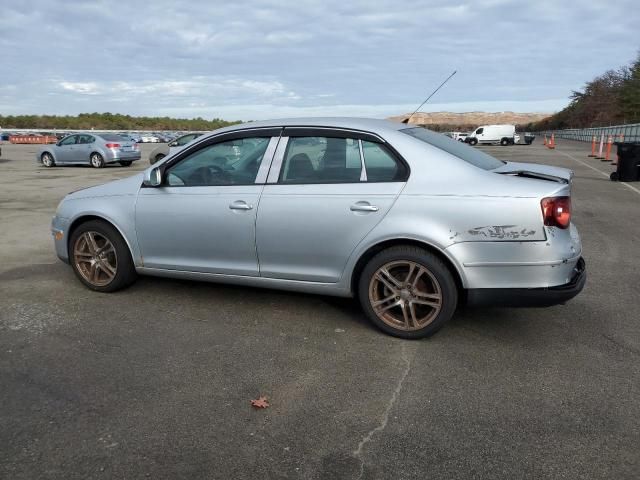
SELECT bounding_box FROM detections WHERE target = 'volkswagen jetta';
[51,118,585,338]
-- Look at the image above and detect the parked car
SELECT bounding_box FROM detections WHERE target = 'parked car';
[139,134,161,143]
[50,118,585,339]
[149,132,204,164]
[37,133,141,168]
[465,124,520,146]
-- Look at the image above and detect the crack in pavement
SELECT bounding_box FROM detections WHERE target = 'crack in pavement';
[352,343,413,479]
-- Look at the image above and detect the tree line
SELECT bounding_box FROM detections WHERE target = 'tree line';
[526,52,640,131]
[0,112,240,131]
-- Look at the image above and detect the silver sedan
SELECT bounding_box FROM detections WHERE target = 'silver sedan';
[50,118,585,338]
[37,133,141,168]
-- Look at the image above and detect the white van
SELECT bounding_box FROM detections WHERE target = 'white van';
[465,124,520,146]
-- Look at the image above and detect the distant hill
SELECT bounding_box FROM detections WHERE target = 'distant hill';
[389,111,551,129]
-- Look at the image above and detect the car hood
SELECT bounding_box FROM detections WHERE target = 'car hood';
[492,161,573,183]
[67,173,143,200]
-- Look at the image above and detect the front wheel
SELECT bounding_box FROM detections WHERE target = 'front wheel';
[69,220,137,292]
[90,153,105,168]
[119,161,132,167]
[358,246,458,339]
[152,153,165,165]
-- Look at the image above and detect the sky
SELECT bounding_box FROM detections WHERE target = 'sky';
[0,0,638,120]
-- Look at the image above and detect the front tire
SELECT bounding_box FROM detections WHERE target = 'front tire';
[358,246,458,339]
[41,152,55,167]
[468,138,478,146]
[152,154,165,165]
[90,153,105,168]
[69,220,137,292]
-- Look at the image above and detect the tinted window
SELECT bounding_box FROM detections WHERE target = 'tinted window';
[362,141,405,182]
[99,134,127,142]
[476,128,484,134]
[401,127,504,170]
[280,137,362,184]
[77,135,94,144]
[60,135,77,146]
[166,137,270,187]
[175,134,198,146]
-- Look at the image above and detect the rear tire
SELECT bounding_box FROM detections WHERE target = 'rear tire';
[468,138,478,146]
[358,246,458,339]
[500,138,509,146]
[119,161,132,167]
[41,152,55,167]
[152,154,165,165]
[69,220,137,292]
[90,153,105,168]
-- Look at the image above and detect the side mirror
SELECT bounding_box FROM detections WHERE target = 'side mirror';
[169,141,178,147]
[143,167,162,187]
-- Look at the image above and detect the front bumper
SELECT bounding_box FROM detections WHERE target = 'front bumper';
[466,257,586,307]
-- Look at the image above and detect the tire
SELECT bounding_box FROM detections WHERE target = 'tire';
[500,138,509,146]
[41,152,55,167]
[119,161,132,167]
[468,138,478,146]
[610,171,619,181]
[69,220,137,292]
[90,152,105,168]
[152,154,165,165]
[358,246,458,339]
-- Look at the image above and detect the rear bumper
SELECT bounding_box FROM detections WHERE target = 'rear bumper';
[466,257,586,307]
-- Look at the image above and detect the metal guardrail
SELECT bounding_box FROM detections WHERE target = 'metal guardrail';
[540,123,640,143]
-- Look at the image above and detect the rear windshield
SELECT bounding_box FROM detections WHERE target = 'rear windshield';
[401,127,505,170]
[99,134,128,142]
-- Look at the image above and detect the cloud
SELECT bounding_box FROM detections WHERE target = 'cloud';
[0,0,638,119]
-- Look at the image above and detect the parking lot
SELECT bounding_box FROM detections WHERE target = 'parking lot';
[1,139,638,479]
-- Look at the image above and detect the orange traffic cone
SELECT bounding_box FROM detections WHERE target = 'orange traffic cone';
[543,135,548,146]
[588,135,597,157]
[602,135,613,162]
[595,134,605,159]
[548,133,555,149]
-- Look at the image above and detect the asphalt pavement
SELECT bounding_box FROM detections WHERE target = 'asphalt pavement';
[0,138,638,479]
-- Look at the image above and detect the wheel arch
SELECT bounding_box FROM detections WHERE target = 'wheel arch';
[349,238,466,297]
[66,214,136,264]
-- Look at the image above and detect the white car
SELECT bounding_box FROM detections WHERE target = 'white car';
[140,135,161,143]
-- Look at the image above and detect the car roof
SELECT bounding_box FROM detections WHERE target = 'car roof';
[213,117,408,136]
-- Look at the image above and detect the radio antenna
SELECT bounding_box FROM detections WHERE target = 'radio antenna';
[402,70,457,124]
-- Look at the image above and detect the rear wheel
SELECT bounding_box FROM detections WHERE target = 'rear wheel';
[41,152,55,167]
[69,220,137,292]
[500,138,509,146]
[468,138,478,146]
[90,153,105,168]
[153,153,165,164]
[119,161,132,167]
[358,246,458,339]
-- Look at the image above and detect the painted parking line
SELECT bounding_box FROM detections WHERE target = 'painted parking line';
[557,150,640,196]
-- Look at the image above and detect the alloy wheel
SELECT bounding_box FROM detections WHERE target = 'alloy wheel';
[42,153,54,167]
[73,231,118,286]
[368,260,442,331]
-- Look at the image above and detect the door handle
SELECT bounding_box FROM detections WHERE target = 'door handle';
[229,201,253,211]
[350,203,379,212]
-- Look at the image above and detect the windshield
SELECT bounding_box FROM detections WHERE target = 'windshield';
[401,127,505,170]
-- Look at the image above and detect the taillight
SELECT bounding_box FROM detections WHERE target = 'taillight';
[541,196,571,229]
[105,143,120,149]
[133,143,139,150]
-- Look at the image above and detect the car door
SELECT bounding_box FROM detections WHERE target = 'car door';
[255,128,408,283]
[135,129,280,275]
[76,134,95,163]
[55,135,78,163]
